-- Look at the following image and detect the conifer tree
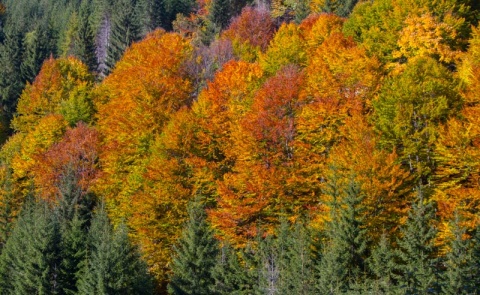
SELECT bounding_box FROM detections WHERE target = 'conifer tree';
[168,197,219,295]
[316,176,368,294]
[396,187,440,294]
[441,214,472,294]
[0,167,15,248]
[469,225,480,293]
[368,232,399,294]
[162,0,195,31]
[0,198,62,294]
[75,0,98,73]
[212,243,244,294]
[56,168,92,295]
[105,0,144,73]
[21,19,58,83]
[148,0,166,29]
[276,219,313,295]
[257,234,281,295]
[210,0,231,30]
[321,0,359,17]
[0,26,24,119]
[77,204,152,294]
[60,212,87,295]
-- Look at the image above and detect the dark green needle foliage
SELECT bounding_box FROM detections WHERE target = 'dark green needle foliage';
[105,0,144,74]
[0,198,62,294]
[74,0,98,73]
[168,197,219,295]
[212,243,245,294]
[469,224,480,294]
[367,232,400,294]
[441,214,473,295]
[396,187,440,294]
[321,0,359,17]
[0,167,15,248]
[316,176,368,294]
[0,26,24,120]
[77,204,153,294]
[60,212,87,295]
[275,218,314,295]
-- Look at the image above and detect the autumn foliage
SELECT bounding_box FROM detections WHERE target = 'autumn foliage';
[2,1,480,291]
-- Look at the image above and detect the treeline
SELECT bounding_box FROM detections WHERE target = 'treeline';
[0,0,231,140]
[170,183,480,295]
[0,168,153,294]
[0,0,480,293]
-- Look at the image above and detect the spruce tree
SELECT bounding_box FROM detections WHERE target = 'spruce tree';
[321,0,358,17]
[276,219,313,295]
[105,0,144,73]
[335,0,359,17]
[77,203,152,294]
[212,243,237,294]
[0,167,15,248]
[257,234,281,295]
[75,0,98,73]
[0,26,24,119]
[168,197,219,295]
[148,0,166,29]
[469,224,480,293]
[60,212,87,295]
[210,0,231,30]
[316,177,368,294]
[162,0,195,31]
[441,214,472,294]
[21,18,58,83]
[0,198,62,294]
[396,187,440,294]
[367,232,400,294]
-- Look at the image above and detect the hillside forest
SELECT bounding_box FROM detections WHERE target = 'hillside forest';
[1,0,480,294]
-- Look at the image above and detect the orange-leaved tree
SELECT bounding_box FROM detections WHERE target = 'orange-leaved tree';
[209,65,306,244]
[433,26,480,241]
[221,6,276,62]
[94,29,193,283]
[31,122,100,202]
[326,115,412,240]
[294,32,382,224]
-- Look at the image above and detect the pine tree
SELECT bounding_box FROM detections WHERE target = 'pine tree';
[168,197,219,295]
[77,203,152,294]
[316,176,369,294]
[441,214,472,294]
[396,187,440,294]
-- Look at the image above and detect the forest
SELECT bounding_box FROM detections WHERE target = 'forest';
[0,0,480,294]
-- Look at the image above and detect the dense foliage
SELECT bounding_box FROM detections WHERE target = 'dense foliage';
[0,0,480,293]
